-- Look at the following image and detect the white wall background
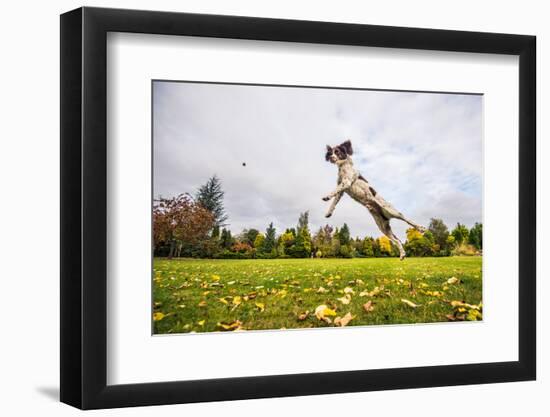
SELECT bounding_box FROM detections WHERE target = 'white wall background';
[0,0,545,415]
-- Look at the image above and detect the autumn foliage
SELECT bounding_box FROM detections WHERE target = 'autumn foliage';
[153,194,215,258]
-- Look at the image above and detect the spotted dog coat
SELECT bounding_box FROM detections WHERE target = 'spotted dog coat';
[323,140,425,260]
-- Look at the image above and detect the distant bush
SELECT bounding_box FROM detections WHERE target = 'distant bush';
[452,243,479,256]
[256,252,276,259]
[214,250,251,259]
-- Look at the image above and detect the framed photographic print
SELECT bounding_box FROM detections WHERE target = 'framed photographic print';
[60,6,536,410]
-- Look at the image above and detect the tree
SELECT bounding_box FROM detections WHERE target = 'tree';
[289,227,312,258]
[468,222,483,249]
[428,218,451,254]
[339,244,353,258]
[153,194,215,258]
[220,228,234,249]
[297,211,310,233]
[211,225,220,239]
[352,237,363,253]
[277,231,295,257]
[231,241,254,255]
[406,228,423,242]
[323,224,334,241]
[378,235,393,256]
[286,211,310,258]
[263,223,277,253]
[330,237,341,258]
[243,228,260,246]
[253,233,265,250]
[196,175,228,227]
[290,211,312,258]
[362,237,375,257]
[372,238,381,257]
[338,223,351,245]
[451,223,469,246]
[312,227,326,256]
[446,234,456,248]
[312,225,335,257]
[404,227,434,257]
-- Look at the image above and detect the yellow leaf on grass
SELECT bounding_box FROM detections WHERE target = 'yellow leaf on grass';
[466,309,483,321]
[217,320,243,331]
[316,286,328,293]
[343,287,354,295]
[197,319,205,326]
[315,305,337,323]
[324,307,337,316]
[198,300,208,307]
[255,302,265,312]
[450,300,479,310]
[153,312,165,321]
[219,298,229,305]
[363,301,375,312]
[447,277,459,285]
[424,290,444,297]
[211,274,221,281]
[334,312,354,327]
[401,299,421,308]
[232,296,242,306]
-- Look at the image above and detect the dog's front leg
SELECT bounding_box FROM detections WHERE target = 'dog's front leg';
[324,191,343,218]
[322,176,355,201]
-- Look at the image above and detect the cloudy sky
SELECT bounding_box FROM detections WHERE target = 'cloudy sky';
[153,81,482,240]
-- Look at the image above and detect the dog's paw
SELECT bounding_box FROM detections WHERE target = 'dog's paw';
[322,196,331,202]
[325,212,332,218]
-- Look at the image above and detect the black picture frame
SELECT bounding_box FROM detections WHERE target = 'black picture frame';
[60,6,536,410]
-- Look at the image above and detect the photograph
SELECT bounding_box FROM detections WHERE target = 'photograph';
[152,80,483,334]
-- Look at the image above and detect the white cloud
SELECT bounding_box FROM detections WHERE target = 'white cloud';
[153,81,482,239]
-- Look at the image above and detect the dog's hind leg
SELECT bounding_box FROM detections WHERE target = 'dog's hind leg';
[389,211,426,233]
[387,229,406,260]
[373,198,425,233]
[372,213,406,260]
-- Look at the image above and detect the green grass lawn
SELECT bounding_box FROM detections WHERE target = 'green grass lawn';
[153,257,482,334]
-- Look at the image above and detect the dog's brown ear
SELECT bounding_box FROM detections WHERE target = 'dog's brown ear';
[340,140,353,155]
